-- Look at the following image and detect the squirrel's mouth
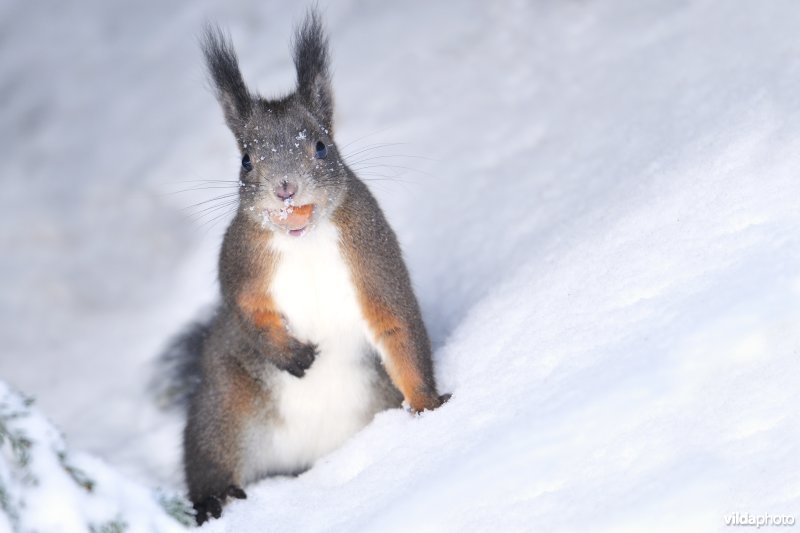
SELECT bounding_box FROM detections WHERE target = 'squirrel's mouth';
[266,203,315,237]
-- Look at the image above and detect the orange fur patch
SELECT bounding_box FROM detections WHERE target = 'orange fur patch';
[360,301,432,412]
[237,291,287,341]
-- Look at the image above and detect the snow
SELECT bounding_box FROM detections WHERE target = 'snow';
[2,0,800,532]
[0,382,191,532]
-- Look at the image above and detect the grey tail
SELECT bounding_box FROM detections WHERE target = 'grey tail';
[150,311,214,411]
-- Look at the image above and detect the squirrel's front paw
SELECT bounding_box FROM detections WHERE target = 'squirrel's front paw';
[408,392,452,413]
[427,392,452,411]
[279,340,318,377]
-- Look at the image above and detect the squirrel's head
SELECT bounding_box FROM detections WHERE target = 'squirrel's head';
[202,11,344,237]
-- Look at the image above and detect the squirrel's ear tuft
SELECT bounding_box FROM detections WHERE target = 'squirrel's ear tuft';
[293,9,334,132]
[201,25,252,134]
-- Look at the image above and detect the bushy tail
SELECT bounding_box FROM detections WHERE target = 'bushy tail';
[150,311,215,411]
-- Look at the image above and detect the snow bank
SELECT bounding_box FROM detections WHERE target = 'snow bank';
[2,1,799,532]
[0,381,192,532]
[205,2,800,531]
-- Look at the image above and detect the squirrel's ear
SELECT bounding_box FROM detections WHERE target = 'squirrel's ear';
[201,25,252,135]
[293,9,334,132]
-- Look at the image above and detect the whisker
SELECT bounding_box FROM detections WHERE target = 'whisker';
[181,193,241,211]
[360,178,416,186]
[199,204,240,232]
[168,179,240,184]
[346,153,437,165]
[337,127,395,151]
[341,142,408,159]
[185,199,240,220]
[161,185,241,197]
[351,163,432,176]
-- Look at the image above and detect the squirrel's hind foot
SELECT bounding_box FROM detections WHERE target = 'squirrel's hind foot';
[193,484,248,525]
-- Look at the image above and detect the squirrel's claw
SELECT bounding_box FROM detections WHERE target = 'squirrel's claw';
[281,341,319,377]
[226,484,247,500]
[194,495,223,525]
[407,392,452,414]
[193,485,247,525]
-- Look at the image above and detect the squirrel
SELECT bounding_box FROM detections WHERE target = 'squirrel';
[167,10,450,524]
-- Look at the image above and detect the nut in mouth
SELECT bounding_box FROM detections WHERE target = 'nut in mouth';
[267,202,315,236]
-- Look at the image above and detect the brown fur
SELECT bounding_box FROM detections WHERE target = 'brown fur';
[334,179,443,411]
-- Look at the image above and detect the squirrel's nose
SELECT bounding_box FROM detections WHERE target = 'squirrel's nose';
[275,181,298,201]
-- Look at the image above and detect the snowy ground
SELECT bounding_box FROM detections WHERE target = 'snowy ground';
[2,0,800,531]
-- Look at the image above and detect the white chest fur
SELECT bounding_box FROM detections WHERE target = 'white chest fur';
[248,221,377,476]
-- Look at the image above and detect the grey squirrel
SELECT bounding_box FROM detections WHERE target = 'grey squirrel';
[168,10,450,525]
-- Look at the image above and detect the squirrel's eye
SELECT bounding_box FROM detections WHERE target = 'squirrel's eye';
[242,154,253,172]
[315,141,328,159]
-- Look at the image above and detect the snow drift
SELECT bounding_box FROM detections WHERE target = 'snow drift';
[1,1,799,532]
[0,382,191,532]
